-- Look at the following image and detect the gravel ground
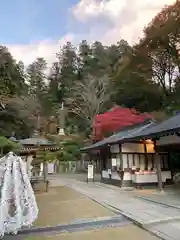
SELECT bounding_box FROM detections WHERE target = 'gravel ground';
[2,183,161,240]
[34,186,115,227]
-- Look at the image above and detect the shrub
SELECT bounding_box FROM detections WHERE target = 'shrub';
[57,140,81,162]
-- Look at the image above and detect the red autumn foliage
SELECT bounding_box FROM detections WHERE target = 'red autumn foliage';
[93,107,152,140]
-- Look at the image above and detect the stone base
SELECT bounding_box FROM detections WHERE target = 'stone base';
[101,178,132,188]
[31,179,49,193]
[101,177,172,189]
[132,180,172,189]
[121,180,133,188]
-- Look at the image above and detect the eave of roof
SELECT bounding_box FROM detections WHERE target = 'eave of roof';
[20,146,60,153]
[109,121,156,145]
[82,113,180,152]
[81,120,155,152]
[124,113,180,141]
[19,138,55,146]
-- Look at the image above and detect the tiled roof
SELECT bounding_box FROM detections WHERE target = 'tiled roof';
[19,138,54,146]
[20,146,60,153]
[81,113,180,152]
[124,113,180,141]
[81,121,155,151]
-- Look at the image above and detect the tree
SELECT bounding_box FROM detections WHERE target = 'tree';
[137,41,177,104]
[77,40,129,78]
[113,76,163,112]
[107,41,129,76]
[0,136,21,156]
[152,49,176,95]
[0,46,26,97]
[78,40,93,79]
[78,40,110,78]
[47,42,78,116]
[143,1,180,71]
[0,96,42,138]
[112,44,163,112]
[46,62,62,116]
[139,1,180,105]
[27,57,47,100]
[67,75,112,127]
[27,57,50,119]
[170,77,180,112]
[48,62,61,100]
[56,140,81,162]
[17,61,28,94]
[90,41,109,76]
[56,42,77,99]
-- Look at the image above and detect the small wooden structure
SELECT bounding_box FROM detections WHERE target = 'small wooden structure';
[17,131,59,192]
[19,132,59,176]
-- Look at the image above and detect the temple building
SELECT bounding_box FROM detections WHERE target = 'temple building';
[10,130,59,178]
[82,111,180,190]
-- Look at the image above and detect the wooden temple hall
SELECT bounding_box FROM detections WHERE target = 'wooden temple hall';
[81,113,180,190]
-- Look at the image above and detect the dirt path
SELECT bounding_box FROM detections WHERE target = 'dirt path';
[34,186,115,227]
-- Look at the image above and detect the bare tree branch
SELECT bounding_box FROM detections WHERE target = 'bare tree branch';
[67,75,111,125]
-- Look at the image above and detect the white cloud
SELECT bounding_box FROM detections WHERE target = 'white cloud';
[72,0,176,45]
[6,0,176,66]
[7,34,74,66]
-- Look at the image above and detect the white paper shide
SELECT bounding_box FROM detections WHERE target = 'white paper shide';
[0,152,39,237]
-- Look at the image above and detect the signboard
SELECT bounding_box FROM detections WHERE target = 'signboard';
[88,165,94,179]
[48,163,54,174]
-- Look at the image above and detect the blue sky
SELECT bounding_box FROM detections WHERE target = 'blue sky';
[0,0,79,44]
[1,0,174,65]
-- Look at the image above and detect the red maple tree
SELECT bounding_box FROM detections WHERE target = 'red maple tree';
[93,106,152,140]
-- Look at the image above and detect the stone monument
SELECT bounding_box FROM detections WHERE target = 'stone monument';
[58,102,65,136]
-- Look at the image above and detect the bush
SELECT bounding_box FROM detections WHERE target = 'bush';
[0,136,22,155]
[57,140,81,162]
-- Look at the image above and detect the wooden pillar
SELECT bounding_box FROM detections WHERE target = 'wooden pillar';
[168,152,173,183]
[119,144,123,170]
[100,149,104,180]
[154,139,164,192]
[108,145,112,169]
[143,142,148,170]
[119,144,124,187]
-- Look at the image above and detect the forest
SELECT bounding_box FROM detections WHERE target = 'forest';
[0,1,179,139]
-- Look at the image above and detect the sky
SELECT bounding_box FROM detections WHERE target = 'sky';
[1,0,176,66]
